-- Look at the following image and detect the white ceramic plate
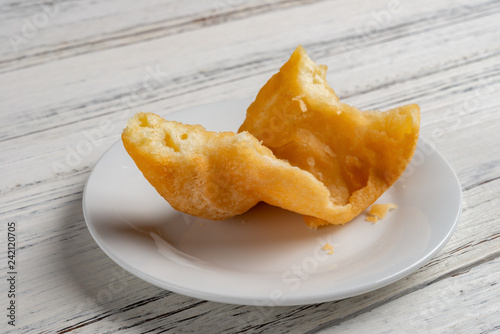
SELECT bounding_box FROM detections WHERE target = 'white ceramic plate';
[83,99,462,306]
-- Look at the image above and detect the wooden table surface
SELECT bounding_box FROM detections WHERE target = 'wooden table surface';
[2,0,500,333]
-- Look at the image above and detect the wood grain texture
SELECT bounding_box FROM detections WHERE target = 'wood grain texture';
[316,256,500,334]
[1,0,499,333]
[0,0,322,73]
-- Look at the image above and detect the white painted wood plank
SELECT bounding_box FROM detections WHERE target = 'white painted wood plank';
[1,0,498,141]
[317,256,500,334]
[0,0,320,72]
[1,0,499,333]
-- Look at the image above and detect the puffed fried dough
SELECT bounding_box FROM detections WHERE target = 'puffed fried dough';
[239,45,420,228]
[122,112,346,221]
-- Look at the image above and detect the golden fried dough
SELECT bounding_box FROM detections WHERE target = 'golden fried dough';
[122,112,349,221]
[239,45,420,228]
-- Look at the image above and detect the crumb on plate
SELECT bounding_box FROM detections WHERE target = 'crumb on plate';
[322,243,334,254]
[366,203,397,223]
[322,243,333,250]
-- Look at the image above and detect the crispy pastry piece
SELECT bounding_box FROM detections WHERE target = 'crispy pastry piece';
[123,112,344,221]
[366,203,398,223]
[239,45,420,228]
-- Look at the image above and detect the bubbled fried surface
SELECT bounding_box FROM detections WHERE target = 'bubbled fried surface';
[122,112,345,222]
[239,45,420,228]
